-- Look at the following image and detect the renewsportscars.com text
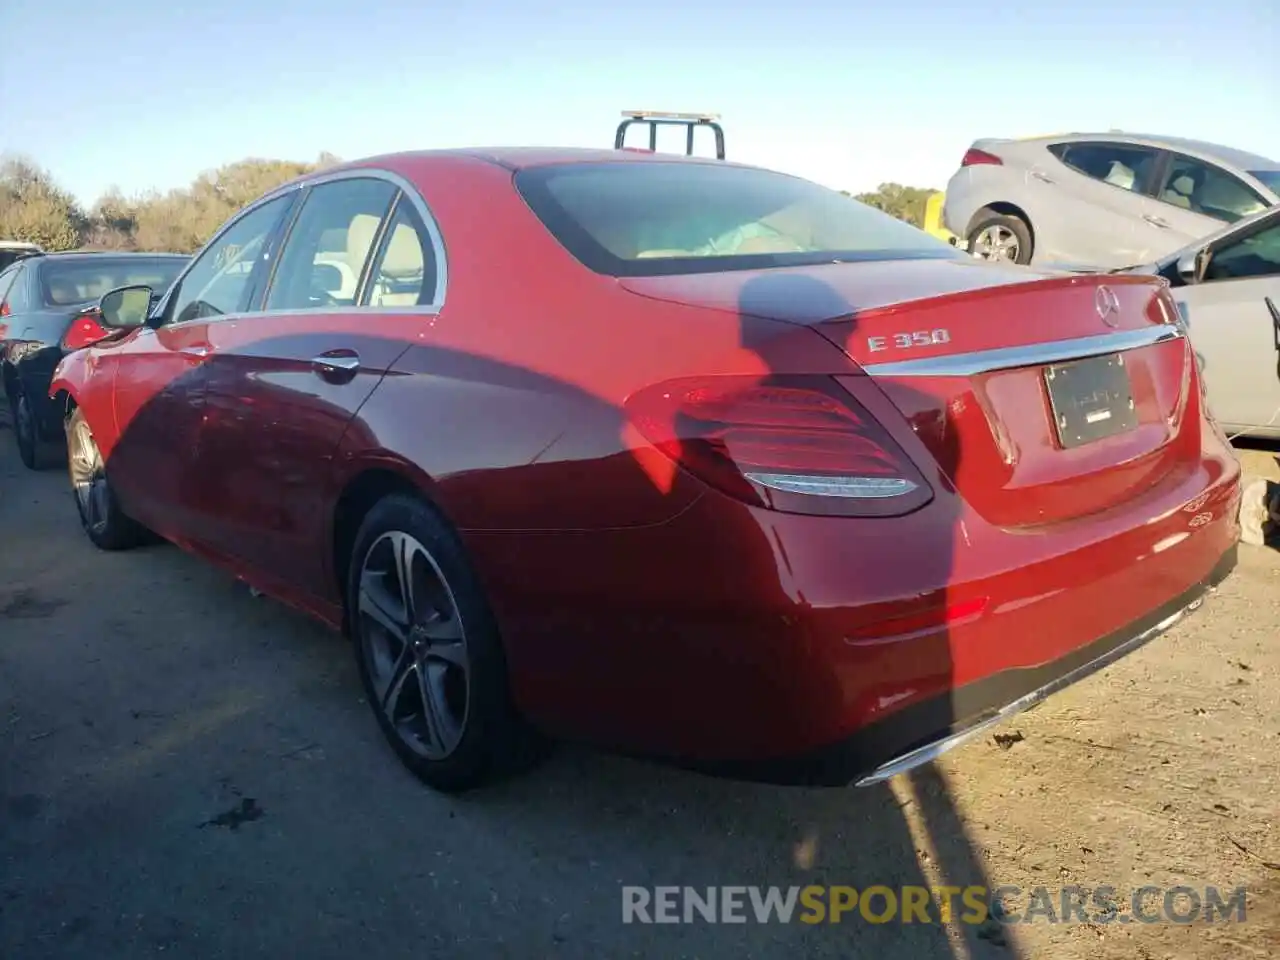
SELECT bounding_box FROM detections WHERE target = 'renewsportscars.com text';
[621,884,1248,925]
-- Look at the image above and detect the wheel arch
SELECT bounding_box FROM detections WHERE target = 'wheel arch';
[966,202,1036,251]
[329,458,447,631]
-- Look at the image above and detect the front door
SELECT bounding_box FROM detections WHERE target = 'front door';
[1135,153,1272,262]
[191,175,443,602]
[110,192,298,543]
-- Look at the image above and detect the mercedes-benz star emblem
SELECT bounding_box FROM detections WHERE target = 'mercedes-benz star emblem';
[1094,285,1121,327]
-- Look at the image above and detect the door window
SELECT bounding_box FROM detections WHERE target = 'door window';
[0,265,20,309]
[365,198,438,306]
[1,264,31,313]
[1204,220,1280,282]
[264,177,399,312]
[1156,155,1268,223]
[1048,141,1160,194]
[168,195,293,324]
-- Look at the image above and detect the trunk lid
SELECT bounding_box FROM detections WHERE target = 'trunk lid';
[619,260,1197,528]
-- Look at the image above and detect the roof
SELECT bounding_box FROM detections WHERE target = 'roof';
[350,146,736,173]
[36,250,189,261]
[1029,132,1278,171]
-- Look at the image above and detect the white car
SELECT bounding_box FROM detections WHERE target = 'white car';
[1121,204,1280,438]
[942,133,1280,269]
[0,240,43,271]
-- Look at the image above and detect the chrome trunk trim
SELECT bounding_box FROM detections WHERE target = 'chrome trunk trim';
[862,324,1183,378]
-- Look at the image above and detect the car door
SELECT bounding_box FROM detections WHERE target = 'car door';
[191,173,442,602]
[104,193,298,539]
[1136,152,1272,261]
[1035,140,1164,266]
[1175,212,1280,434]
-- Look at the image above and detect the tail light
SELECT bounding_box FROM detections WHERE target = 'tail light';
[61,310,109,351]
[0,302,10,317]
[961,148,1002,166]
[623,375,933,517]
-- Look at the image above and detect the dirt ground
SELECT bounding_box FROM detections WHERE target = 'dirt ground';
[1,413,1277,960]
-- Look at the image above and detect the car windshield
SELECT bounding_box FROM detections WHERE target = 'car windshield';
[515,161,961,277]
[1247,170,1280,195]
[41,257,186,307]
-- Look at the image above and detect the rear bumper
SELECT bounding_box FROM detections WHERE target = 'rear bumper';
[476,424,1241,782]
[713,545,1235,786]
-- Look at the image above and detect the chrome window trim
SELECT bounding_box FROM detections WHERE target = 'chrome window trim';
[162,166,449,327]
[288,166,449,314]
[861,324,1184,377]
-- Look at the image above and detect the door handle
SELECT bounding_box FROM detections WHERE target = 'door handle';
[1030,170,1054,184]
[311,351,361,382]
[1143,214,1171,228]
[181,345,209,357]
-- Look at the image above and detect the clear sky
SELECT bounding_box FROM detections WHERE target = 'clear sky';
[2,0,1277,206]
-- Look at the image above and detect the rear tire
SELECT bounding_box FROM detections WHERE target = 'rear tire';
[967,213,1033,265]
[13,392,49,471]
[66,407,149,551]
[346,493,547,793]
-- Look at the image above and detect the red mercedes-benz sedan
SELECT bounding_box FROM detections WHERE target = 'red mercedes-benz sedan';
[49,148,1240,792]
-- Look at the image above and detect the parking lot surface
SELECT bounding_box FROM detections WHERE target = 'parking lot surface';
[2,417,1278,960]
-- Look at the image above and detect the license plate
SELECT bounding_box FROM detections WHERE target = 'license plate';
[1043,353,1138,449]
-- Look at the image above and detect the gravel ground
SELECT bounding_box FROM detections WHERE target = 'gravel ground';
[1,415,1277,960]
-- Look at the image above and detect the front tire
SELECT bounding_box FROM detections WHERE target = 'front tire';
[967,213,1033,265]
[347,493,545,792]
[66,407,149,551]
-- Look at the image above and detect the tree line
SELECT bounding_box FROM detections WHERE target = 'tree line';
[0,152,936,254]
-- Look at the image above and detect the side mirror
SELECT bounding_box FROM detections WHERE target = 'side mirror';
[99,284,154,329]
[1176,249,1210,284]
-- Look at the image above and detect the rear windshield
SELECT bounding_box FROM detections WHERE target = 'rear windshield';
[514,162,960,277]
[40,256,186,307]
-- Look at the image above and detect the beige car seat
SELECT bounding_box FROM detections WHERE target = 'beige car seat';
[1162,174,1195,208]
[1103,161,1136,190]
[369,223,427,306]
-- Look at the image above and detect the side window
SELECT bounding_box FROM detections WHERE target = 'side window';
[0,266,19,311]
[264,177,398,312]
[1204,221,1280,282]
[1,264,29,313]
[365,197,438,307]
[168,195,293,325]
[1049,141,1160,194]
[1157,155,1268,223]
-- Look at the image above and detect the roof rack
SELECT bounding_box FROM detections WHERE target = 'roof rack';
[615,110,725,160]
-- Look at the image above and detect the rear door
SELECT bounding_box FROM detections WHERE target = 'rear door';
[191,173,443,601]
[1135,152,1272,260]
[105,193,297,537]
[1174,211,1280,434]
[1038,140,1164,266]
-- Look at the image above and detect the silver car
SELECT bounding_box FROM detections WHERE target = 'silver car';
[1120,204,1280,439]
[942,133,1280,269]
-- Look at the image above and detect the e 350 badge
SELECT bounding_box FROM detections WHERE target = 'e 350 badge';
[867,329,951,352]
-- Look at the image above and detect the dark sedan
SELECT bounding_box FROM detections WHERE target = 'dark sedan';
[0,251,188,468]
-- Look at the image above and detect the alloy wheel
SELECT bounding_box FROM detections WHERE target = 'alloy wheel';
[971,224,1021,262]
[357,531,471,761]
[68,417,110,534]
